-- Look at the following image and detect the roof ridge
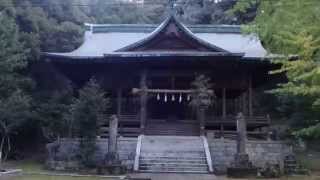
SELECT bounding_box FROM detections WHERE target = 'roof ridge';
[85,22,241,27]
[84,23,242,34]
[114,15,230,53]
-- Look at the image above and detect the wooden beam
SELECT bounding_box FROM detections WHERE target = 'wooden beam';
[132,88,213,94]
[222,88,226,118]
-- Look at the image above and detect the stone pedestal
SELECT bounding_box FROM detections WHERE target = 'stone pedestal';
[108,115,118,154]
[227,113,257,178]
[98,115,127,175]
[234,153,251,167]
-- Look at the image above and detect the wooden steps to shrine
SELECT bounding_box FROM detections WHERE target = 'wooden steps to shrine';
[136,136,212,173]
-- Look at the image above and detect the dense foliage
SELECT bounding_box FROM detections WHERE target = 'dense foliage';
[0,12,32,165]
[233,0,320,139]
[70,79,109,166]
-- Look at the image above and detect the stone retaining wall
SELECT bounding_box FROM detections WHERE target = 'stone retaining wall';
[208,138,293,173]
[46,137,137,171]
[46,136,293,174]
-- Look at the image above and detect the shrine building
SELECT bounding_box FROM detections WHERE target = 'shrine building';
[41,14,277,138]
[41,12,294,174]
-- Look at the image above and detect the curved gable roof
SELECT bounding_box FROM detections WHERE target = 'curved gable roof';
[116,15,230,53]
[44,18,268,60]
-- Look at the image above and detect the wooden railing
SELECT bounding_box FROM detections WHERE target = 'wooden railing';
[100,114,271,137]
[205,115,270,126]
[208,130,271,140]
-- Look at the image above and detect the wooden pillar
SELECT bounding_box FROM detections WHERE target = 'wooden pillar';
[170,75,175,89]
[116,88,122,136]
[117,88,122,118]
[222,88,227,118]
[242,92,247,115]
[220,124,224,139]
[140,69,147,134]
[267,114,272,141]
[238,96,242,113]
[248,77,253,117]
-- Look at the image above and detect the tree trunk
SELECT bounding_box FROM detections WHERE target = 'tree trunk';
[0,137,5,170]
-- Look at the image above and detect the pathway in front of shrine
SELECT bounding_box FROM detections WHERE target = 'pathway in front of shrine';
[129,173,217,180]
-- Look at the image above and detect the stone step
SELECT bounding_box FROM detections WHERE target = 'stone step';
[137,135,209,173]
[141,150,205,153]
[140,167,208,172]
[139,166,208,173]
[140,162,208,167]
[140,161,206,166]
[140,164,209,169]
[143,135,202,140]
[140,152,206,159]
[140,157,206,161]
[141,156,206,160]
[139,169,209,174]
[145,132,199,136]
[141,144,204,150]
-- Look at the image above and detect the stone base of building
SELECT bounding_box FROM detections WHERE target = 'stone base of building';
[208,139,292,174]
[46,137,137,171]
[46,136,292,174]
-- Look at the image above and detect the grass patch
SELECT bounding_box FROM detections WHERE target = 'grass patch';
[2,160,123,180]
[4,160,49,174]
[296,150,320,171]
[3,175,118,180]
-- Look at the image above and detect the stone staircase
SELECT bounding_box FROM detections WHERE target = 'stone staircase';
[145,120,200,136]
[136,136,212,173]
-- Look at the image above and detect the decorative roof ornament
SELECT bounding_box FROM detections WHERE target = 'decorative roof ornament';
[213,0,223,3]
[168,0,178,15]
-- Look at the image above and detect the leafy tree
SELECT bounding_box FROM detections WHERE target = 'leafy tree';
[34,89,74,141]
[190,74,215,108]
[175,0,256,25]
[70,78,109,166]
[233,0,320,139]
[0,13,32,167]
[14,0,85,57]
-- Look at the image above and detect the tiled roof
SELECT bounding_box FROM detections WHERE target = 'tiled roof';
[44,17,267,60]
